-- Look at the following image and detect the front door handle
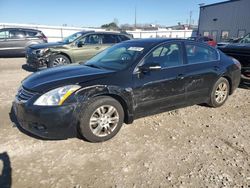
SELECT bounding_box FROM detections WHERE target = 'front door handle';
[95,47,100,50]
[177,74,185,80]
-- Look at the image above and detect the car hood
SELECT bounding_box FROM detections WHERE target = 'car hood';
[29,42,67,49]
[22,65,114,92]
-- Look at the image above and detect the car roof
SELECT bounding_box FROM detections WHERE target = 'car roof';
[122,38,187,45]
[0,27,42,32]
[79,31,132,37]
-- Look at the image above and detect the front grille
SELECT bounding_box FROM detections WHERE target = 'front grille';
[16,87,36,102]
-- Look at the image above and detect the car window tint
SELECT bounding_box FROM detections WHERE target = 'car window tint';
[102,34,119,44]
[84,34,101,44]
[144,43,182,68]
[240,33,250,44]
[119,35,130,41]
[26,31,38,37]
[9,30,25,39]
[185,44,218,64]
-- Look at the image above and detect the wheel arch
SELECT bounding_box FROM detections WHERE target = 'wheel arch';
[99,93,133,124]
[53,52,72,64]
[222,75,233,95]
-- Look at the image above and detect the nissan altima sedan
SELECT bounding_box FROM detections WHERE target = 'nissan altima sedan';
[13,38,241,142]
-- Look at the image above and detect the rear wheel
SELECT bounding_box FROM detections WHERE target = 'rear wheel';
[78,96,124,142]
[208,77,229,107]
[48,54,70,68]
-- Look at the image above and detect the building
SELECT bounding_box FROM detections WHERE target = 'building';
[198,0,250,42]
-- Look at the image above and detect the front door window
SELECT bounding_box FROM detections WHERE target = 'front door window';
[144,43,183,68]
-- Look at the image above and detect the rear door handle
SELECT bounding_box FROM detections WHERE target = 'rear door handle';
[177,74,185,80]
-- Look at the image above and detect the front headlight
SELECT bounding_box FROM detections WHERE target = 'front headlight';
[35,48,49,55]
[34,85,80,106]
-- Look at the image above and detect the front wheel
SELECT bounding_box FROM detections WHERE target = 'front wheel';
[78,96,124,142]
[48,54,70,68]
[208,77,230,107]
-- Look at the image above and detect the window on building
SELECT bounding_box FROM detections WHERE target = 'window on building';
[203,31,209,37]
[212,31,218,41]
[238,30,246,38]
[221,31,229,41]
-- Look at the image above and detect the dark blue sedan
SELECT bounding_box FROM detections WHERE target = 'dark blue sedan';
[13,38,241,142]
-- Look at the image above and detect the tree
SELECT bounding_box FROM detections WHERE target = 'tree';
[101,22,120,30]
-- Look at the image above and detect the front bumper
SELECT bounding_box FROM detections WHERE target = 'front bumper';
[12,99,78,139]
[26,49,48,69]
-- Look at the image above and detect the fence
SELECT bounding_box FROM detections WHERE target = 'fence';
[0,23,197,42]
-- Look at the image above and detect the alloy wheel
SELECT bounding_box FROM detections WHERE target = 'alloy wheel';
[53,57,66,66]
[89,105,119,137]
[215,82,228,104]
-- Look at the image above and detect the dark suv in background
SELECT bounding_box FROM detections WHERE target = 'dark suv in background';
[25,31,132,69]
[0,28,47,57]
[218,33,250,88]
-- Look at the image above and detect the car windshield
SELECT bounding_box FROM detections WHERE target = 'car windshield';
[240,33,250,44]
[62,32,83,43]
[84,43,145,71]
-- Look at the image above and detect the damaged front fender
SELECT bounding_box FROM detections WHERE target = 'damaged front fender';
[74,85,135,124]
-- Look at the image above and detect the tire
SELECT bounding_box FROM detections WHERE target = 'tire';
[208,77,230,108]
[48,54,70,68]
[78,96,124,142]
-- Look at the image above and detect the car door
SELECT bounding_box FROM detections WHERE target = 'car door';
[184,42,220,104]
[0,30,9,56]
[7,29,27,54]
[72,34,107,63]
[132,42,187,116]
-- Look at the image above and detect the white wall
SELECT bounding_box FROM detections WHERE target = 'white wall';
[0,23,197,42]
[127,29,195,39]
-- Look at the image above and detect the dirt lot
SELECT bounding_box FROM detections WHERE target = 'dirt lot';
[0,58,249,188]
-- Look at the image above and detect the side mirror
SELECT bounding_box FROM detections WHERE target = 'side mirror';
[76,41,84,47]
[138,63,162,73]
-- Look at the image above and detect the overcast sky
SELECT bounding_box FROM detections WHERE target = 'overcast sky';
[0,0,225,27]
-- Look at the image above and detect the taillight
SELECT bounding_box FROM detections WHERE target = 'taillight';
[39,33,48,42]
[231,57,241,70]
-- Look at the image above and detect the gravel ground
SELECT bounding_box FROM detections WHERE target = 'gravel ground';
[0,58,249,188]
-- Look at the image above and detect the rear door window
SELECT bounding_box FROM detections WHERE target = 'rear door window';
[9,30,25,39]
[185,43,218,64]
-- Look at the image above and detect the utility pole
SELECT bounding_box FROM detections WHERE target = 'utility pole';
[134,6,137,29]
[189,11,193,27]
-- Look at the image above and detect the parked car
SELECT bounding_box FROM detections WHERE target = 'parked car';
[218,33,250,88]
[217,37,243,48]
[188,36,217,47]
[26,31,133,69]
[13,38,241,142]
[0,28,47,57]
